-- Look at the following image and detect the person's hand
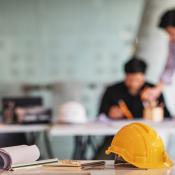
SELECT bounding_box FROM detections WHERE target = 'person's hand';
[109,106,124,119]
[141,83,163,101]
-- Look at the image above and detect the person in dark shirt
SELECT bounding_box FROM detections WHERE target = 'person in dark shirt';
[94,57,171,160]
[99,57,171,119]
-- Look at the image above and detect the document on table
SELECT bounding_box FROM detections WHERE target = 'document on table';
[44,160,105,170]
[0,145,40,170]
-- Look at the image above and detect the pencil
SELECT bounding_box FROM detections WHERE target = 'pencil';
[118,100,133,119]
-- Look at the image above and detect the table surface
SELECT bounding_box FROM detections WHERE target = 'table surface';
[49,119,175,136]
[1,161,175,175]
[0,119,175,135]
[0,124,49,133]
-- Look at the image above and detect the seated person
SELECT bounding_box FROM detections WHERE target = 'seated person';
[94,57,171,160]
[99,57,170,120]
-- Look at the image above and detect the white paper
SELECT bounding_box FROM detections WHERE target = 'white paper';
[0,145,40,169]
[12,158,58,169]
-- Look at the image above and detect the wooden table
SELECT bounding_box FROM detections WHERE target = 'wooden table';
[1,161,174,175]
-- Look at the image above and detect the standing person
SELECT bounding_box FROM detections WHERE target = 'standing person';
[142,9,175,101]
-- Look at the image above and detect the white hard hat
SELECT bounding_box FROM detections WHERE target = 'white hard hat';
[58,101,87,124]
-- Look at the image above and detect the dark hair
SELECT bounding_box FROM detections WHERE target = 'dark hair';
[124,57,147,74]
[159,9,175,28]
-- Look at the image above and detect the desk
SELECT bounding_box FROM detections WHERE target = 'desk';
[49,120,175,159]
[0,124,49,133]
[0,121,175,160]
[50,120,175,136]
[0,120,174,135]
[1,161,174,175]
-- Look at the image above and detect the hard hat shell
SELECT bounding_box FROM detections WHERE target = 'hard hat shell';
[58,101,87,124]
[106,122,173,169]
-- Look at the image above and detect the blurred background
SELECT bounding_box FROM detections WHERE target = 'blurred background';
[0,0,175,159]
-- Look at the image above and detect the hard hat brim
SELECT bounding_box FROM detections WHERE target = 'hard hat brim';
[163,152,174,168]
[106,146,174,169]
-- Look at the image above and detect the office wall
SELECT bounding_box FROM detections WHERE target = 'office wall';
[0,0,144,159]
[0,0,144,83]
[0,0,144,117]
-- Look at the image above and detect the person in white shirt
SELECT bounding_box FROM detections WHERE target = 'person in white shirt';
[142,9,175,101]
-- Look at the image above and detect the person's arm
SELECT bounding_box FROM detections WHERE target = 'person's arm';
[98,88,112,116]
[141,81,164,101]
[158,94,171,118]
[142,43,175,101]
[160,43,175,84]
[98,88,123,119]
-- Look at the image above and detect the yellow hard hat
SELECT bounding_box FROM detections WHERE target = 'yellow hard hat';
[106,122,173,169]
